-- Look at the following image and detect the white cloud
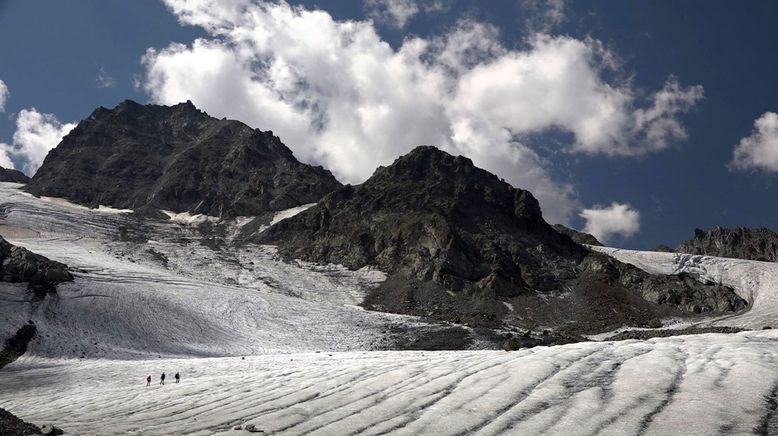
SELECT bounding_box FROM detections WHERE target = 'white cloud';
[580,202,640,244]
[0,146,13,169]
[96,67,117,88]
[521,0,567,33]
[729,112,778,173]
[0,79,8,113]
[365,0,418,28]
[364,0,447,29]
[0,109,76,176]
[631,76,704,154]
[146,0,702,224]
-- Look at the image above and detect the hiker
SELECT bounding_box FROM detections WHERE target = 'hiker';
[146,375,151,386]
[174,372,180,383]
[160,372,166,385]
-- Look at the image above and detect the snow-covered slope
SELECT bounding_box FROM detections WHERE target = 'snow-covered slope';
[0,183,441,359]
[3,331,778,435]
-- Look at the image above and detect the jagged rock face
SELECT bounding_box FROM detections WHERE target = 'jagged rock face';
[0,236,72,291]
[257,146,743,330]
[676,227,778,262]
[552,224,602,246]
[0,166,31,183]
[579,254,747,314]
[25,100,341,217]
[259,146,586,301]
[0,408,42,435]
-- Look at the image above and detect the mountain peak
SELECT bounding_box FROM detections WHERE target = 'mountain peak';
[25,101,341,217]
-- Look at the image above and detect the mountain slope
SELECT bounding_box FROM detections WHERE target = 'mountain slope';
[0,167,30,184]
[257,146,745,331]
[25,100,341,217]
[552,224,602,246]
[676,226,778,262]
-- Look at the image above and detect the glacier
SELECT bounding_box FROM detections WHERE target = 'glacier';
[1,182,778,435]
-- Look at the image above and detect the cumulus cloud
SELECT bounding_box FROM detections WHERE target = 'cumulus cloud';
[0,109,76,175]
[580,202,640,244]
[729,112,778,173]
[146,0,702,224]
[0,79,8,113]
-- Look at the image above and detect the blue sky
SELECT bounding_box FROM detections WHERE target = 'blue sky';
[1,0,777,250]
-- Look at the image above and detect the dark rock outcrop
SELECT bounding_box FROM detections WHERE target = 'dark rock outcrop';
[676,226,778,262]
[0,324,36,370]
[552,224,602,246]
[0,237,72,292]
[25,100,341,218]
[257,146,744,331]
[39,425,63,436]
[0,167,31,184]
[0,408,42,435]
[579,253,747,314]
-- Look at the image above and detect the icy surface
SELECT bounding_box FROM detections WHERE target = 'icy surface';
[4,183,778,434]
[0,183,407,358]
[3,331,778,435]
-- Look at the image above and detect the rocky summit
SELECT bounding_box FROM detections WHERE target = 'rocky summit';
[25,100,341,218]
[552,224,602,246]
[257,146,745,331]
[676,226,778,262]
[0,166,31,184]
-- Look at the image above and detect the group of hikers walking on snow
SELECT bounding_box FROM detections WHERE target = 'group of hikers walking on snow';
[146,372,180,386]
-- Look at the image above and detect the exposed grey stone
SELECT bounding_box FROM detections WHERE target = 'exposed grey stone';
[0,237,72,292]
[0,408,42,435]
[25,100,341,218]
[256,146,744,332]
[552,224,602,246]
[0,166,31,183]
[676,226,778,262]
[39,424,63,435]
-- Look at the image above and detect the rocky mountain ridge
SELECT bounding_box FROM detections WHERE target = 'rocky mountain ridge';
[552,224,602,246]
[25,100,341,218]
[676,226,778,262]
[257,146,746,331]
[0,166,31,183]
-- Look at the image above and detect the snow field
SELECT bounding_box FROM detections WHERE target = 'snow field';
[3,331,778,435]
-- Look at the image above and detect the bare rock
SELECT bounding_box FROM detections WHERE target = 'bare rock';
[0,166,31,184]
[676,226,778,262]
[0,237,72,292]
[25,100,341,218]
[256,146,744,333]
[0,408,42,435]
[552,224,602,246]
[39,424,63,435]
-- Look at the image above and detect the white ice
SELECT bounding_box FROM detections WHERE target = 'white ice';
[4,332,778,435]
